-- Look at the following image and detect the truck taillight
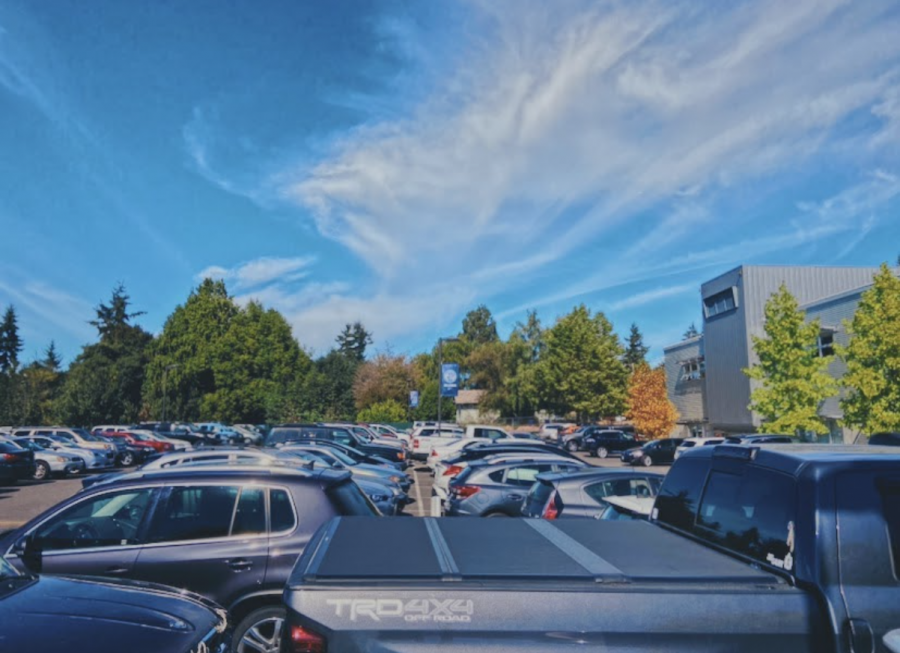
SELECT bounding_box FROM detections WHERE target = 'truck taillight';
[289,625,326,653]
[430,449,438,457]
[413,438,419,449]
[398,451,405,460]
[542,490,559,520]
[442,465,463,477]
[453,485,480,499]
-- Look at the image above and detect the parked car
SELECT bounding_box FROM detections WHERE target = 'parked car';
[0,464,378,652]
[294,437,406,471]
[598,494,657,521]
[266,423,408,468]
[8,436,83,480]
[280,443,412,492]
[446,457,584,517]
[0,438,36,484]
[427,434,520,471]
[11,427,117,467]
[104,430,174,454]
[583,428,641,457]
[282,443,900,652]
[725,434,797,445]
[674,436,726,460]
[93,433,152,467]
[621,438,685,466]
[522,468,664,519]
[13,434,112,471]
[871,432,900,447]
[0,555,230,653]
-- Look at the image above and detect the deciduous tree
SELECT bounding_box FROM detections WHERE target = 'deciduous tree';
[839,264,900,435]
[627,364,679,439]
[744,284,836,436]
[461,305,499,345]
[353,354,420,411]
[357,399,407,423]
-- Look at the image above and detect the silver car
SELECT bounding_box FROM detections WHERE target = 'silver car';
[10,437,84,480]
[16,435,112,471]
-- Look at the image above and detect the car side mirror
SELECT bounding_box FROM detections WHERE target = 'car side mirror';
[21,534,43,573]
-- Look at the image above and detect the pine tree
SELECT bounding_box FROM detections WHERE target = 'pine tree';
[839,264,900,434]
[336,322,372,362]
[623,323,649,370]
[683,323,700,339]
[743,284,836,435]
[43,341,62,371]
[0,305,23,374]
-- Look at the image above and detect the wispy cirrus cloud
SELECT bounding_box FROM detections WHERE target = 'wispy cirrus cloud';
[190,0,900,349]
[608,284,697,312]
[196,256,316,291]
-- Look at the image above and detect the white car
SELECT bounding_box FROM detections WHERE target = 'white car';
[674,437,725,460]
[427,436,519,472]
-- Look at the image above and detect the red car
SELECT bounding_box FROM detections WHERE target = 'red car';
[105,431,172,454]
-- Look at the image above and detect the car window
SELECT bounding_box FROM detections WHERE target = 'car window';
[35,489,156,550]
[654,457,708,531]
[585,477,655,504]
[487,469,505,483]
[270,488,297,532]
[326,480,379,515]
[147,486,239,543]
[505,465,550,486]
[231,487,266,536]
[876,479,900,577]
[695,468,796,568]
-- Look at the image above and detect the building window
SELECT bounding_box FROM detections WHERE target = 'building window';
[703,288,738,319]
[817,331,835,357]
[680,359,705,381]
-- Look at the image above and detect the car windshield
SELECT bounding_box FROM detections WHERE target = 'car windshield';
[71,428,100,441]
[49,434,74,443]
[0,555,21,580]
[14,439,41,451]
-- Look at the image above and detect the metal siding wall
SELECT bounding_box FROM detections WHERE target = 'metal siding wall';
[663,338,706,424]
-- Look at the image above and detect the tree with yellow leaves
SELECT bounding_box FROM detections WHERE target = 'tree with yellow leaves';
[627,363,679,440]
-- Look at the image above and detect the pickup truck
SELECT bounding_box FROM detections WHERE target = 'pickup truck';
[410,424,509,460]
[281,444,900,652]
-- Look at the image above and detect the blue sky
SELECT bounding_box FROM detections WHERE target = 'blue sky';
[2,0,900,366]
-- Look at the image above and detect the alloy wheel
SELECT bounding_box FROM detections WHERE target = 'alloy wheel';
[237,615,283,653]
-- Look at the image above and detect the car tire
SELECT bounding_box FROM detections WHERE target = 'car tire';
[565,440,579,453]
[642,455,653,467]
[120,451,135,466]
[32,461,50,481]
[597,447,609,459]
[234,606,285,653]
[484,511,510,518]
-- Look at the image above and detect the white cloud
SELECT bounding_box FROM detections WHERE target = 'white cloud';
[608,283,697,311]
[196,256,316,290]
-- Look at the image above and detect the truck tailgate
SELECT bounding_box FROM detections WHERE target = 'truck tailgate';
[285,518,827,652]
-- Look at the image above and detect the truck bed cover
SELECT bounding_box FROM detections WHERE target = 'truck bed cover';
[292,517,780,587]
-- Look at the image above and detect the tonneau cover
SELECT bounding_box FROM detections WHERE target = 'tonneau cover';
[292,517,779,586]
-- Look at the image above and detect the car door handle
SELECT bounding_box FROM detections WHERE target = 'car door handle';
[226,558,253,571]
[506,494,523,501]
[105,567,130,575]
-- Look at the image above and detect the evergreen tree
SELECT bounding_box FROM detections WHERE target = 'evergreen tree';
[623,323,649,370]
[43,341,62,371]
[839,264,900,434]
[743,284,836,436]
[461,305,499,345]
[336,322,372,362]
[683,323,700,339]
[0,306,22,373]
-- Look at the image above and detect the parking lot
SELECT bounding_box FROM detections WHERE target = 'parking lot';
[0,451,670,525]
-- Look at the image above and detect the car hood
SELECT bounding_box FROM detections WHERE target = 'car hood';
[353,463,405,477]
[0,574,226,653]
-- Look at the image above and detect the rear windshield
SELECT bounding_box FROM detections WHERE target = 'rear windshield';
[0,441,24,453]
[326,480,379,516]
[267,426,326,446]
[654,457,708,531]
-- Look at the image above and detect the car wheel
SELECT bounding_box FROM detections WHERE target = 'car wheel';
[32,461,50,481]
[597,447,609,459]
[234,606,285,653]
[484,511,510,518]
[642,455,653,467]
[120,451,135,466]
[565,440,579,452]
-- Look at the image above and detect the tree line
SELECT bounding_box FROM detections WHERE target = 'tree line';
[0,279,680,437]
[745,263,900,437]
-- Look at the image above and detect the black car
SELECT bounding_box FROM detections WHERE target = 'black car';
[95,434,150,467]
[522,468,664,519]
[0,464,378,652]
[583,429,640,458]
[291,438,405,471]
[0,555,230,653]
[870,432,900,446]
[443,441,581,467]
[267,423,408,468]
[446,457,584,517]
[0,438,36,484]
[621,437,685,466]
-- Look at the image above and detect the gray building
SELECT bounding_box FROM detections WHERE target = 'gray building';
[663,335,708,438]
[664,265,890,441]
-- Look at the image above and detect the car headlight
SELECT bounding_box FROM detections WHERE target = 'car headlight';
[370,494,389,502]
[55,456,66,463]
[389,475,402,484]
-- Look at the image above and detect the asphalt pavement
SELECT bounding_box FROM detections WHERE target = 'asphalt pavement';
[0,452,671,526]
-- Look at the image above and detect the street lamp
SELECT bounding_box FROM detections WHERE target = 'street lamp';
[437,337,460,435]
[161,363,179,422]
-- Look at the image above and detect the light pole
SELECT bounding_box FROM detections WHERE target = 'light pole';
[161,363,179,422]
[437,337,460,435]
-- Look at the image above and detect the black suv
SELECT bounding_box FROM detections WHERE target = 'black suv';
[0,465,378,652]
[584,429,640,458]
[267,423,408,468]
